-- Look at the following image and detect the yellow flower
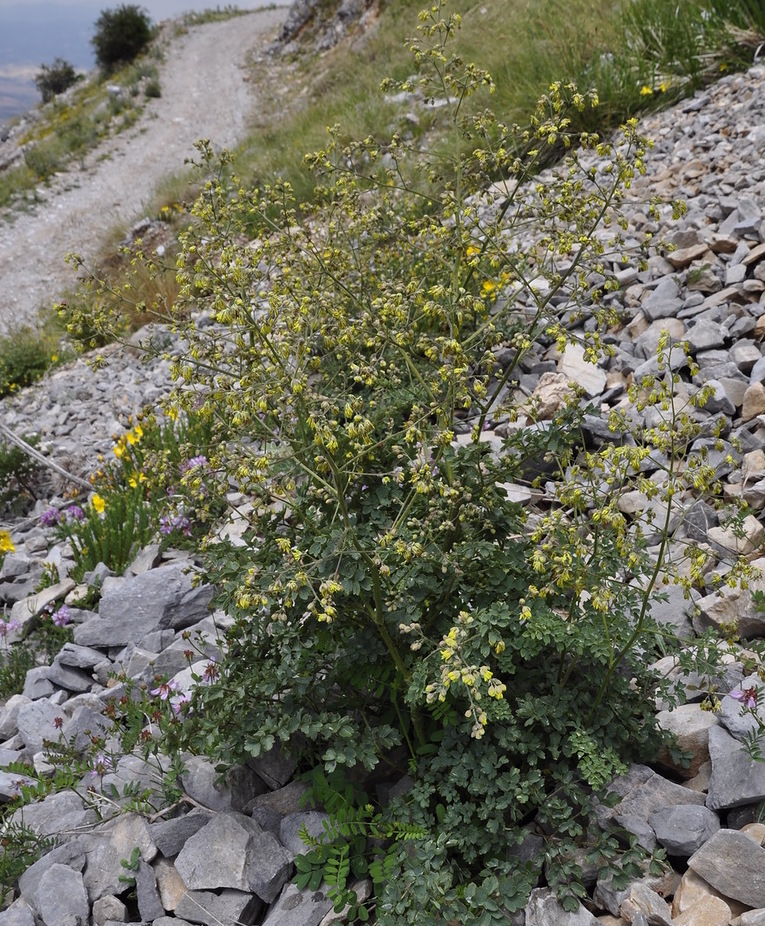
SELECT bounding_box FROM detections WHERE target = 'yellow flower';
[92,494,105,514]
[127,472,146,488]
[113,444,125,459]
[482,280,497,295]
[639,85,653,96]
[0,531,15,554]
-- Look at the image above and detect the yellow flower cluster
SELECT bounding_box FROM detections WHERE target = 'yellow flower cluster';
[0,531,15,554]
[113,424,143,459]
[426,611,507,739]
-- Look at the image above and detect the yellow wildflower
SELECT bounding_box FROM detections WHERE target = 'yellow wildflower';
[481,280,497,295]
[92,494,106,514]
[639,85,653,96]
[0,531,15,554]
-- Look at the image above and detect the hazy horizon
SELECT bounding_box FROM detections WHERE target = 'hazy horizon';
[0,1,291,123]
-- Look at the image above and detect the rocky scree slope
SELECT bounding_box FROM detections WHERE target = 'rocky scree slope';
[4,62,765,926]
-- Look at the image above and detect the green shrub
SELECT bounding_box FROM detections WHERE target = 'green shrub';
[0,326,60,395]
[0,435,43,515]
[34,58,82,104]
[73,3,744,919]
[92,4,153,73]
[0,820,52,905]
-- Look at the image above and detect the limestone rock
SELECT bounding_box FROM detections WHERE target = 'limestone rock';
[525,888,600,925]
[526,372,574,420]
[92,896,127,926]
[743,382,765,421]
[74,563,213,648]
[174,812,292,901]
[174,889,263,926]
[262,883,333,926]
[557,343,607,397]
[619,882,673,925]
[82,813,157,902]
[707,724,765,811]
[154,858,187,912]
[148,811,212,858]
[0,900,37,926]
[37,865,89,926]
[688,828,765,907]
[656,703,719,778]
[673,896,731,926]
[648,804,720,856]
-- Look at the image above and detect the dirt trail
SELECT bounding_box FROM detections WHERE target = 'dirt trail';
[0,8,289,335]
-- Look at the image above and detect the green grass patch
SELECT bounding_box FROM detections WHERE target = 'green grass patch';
[231,0,765,199]
[0,316,70,397]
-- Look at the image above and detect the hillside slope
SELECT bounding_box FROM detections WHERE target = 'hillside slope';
[0,8,288,336]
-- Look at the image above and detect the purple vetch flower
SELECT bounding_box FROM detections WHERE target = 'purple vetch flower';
[52,605,72,627]
[159,510,192,536]
[40,508,61,528]
[180,455,208,473]
[89,753,113,777]
[202,660,220,684]
[64,505,85,522]
[730,686,759,710]
[170,693,191,716]
[150,678,181,700]
[0,617,21,638]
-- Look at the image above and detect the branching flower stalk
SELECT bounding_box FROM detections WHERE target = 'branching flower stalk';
[59,3,755,920]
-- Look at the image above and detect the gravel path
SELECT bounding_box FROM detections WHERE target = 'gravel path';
[0,8,289,336]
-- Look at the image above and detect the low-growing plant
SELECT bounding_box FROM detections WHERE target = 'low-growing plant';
[0,435,43,515]
[60,234,183,347]
[47,409,220,578]
[34,58,82,104]
[0,325,62,396]
[0,601,75,701]
[0,637,36,702]
[0,819,52,905]
[54,487,153,579]
[180,5,251,28]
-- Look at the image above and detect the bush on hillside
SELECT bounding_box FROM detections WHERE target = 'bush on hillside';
[68,2,748,920]
[34,59,81,104]
[91,4,153,73]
